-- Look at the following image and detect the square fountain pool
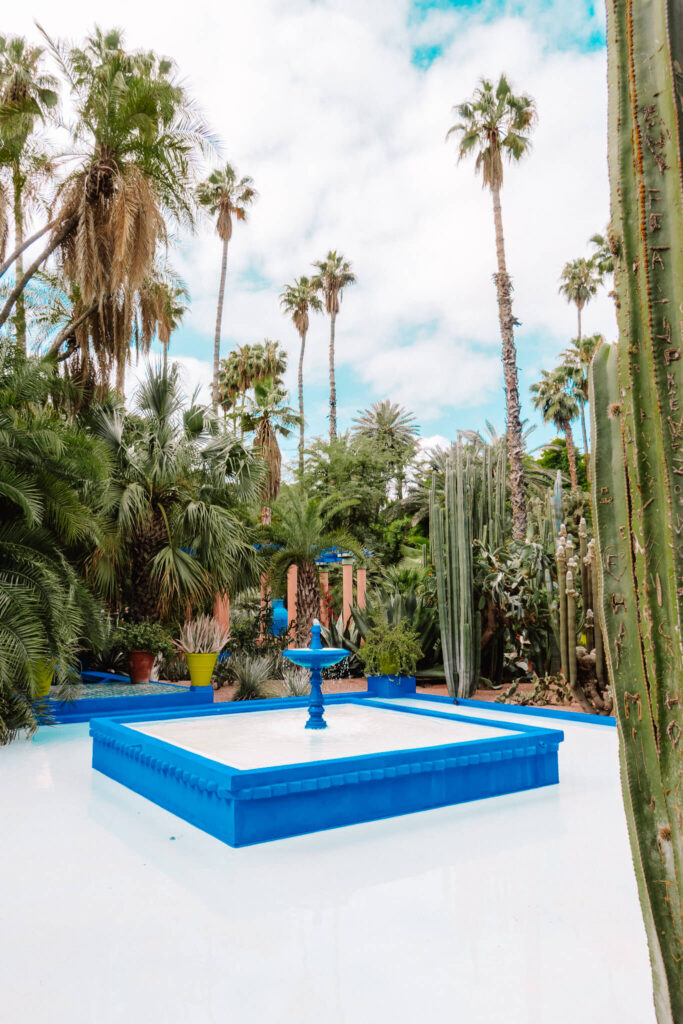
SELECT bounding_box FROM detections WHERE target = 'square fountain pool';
[90,697,564,846]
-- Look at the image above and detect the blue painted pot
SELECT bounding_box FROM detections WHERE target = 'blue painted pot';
[367,675,417,698]
[270,599,288,637]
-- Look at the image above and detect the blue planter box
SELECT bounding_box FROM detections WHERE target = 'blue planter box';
[90,696,563,847]
[367,674,417,698]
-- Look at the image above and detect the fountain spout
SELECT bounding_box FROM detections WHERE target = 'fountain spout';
[281,618,348,729]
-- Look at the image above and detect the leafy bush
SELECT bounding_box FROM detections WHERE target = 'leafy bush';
[359,622,422,677]
[281,662,311,696]
[174,615,230,654]
[157,652,191,683]
[114,621,174,657]
[230,654,273,701]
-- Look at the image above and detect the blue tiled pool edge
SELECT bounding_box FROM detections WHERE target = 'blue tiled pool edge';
[90,696,564,847]
[51,682,213,723]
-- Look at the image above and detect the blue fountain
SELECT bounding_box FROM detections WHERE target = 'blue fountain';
[281,619,348,729]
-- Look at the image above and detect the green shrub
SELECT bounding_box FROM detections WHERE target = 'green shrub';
[114,621,174,658]
[359,622,422,677]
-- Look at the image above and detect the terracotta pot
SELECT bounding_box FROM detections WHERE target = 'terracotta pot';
[128,650,156,685]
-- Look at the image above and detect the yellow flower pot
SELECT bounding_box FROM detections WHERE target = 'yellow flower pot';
[33,661,56,699]
[185,652,218,687]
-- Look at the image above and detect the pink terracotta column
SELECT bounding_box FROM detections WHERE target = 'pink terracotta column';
[342,560,353,627]
[356,568,366,611]
[213,592,230,632]
[286,564,298,647]
[319,570,330,626]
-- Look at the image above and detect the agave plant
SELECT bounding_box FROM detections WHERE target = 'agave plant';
[174,615,230,654]
[230,653,273,701]
[281,662,310,697]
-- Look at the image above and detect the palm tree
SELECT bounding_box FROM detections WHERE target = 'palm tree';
[352,400,419,500]
[218,340,287,435]
[1,28,212,394]
[561,332,603,480]
[241,377,300,525]
[531,367,581,492]
[0,34,58,353]
[268,488,356,641]
[196,163,257,407]
[280,276,322,477]
[589,228,615,281]
[559,257,600,346]
[448,74,537,540]
[89,364,261,622]
[311,251,355,442]
[136,267,188,373]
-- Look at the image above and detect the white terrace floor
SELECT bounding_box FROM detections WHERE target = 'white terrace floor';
[0,697,655,1024]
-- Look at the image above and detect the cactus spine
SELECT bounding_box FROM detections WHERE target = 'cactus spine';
[589,1,683,1017]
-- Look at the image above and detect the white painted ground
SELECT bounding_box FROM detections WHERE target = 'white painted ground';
[130,703,517,769]
[0,698,655,1024]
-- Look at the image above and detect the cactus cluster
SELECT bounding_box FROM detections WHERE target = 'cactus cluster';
[430,436,506,697]
[589,1,683,1018]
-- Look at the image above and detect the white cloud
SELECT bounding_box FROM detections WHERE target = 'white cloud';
[10,1,614,433]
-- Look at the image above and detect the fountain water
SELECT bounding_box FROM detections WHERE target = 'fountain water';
[281,619,348,729]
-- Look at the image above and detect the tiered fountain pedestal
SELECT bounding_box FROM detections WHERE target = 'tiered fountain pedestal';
[90,696,563,847]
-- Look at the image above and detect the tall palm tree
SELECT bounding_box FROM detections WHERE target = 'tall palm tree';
[136,267,188,373]
[0,34,58,353]
[268,488,356,641]
[531,367,581,493]
[1,28,212,395]
[241,377,300,525]
[280,276,322,478]
[352,400,419,500]
[559,257,600,347]
[218,339,287,435]
[312,251,355,442]
[448,74,537,540]
[561,332,603,480]
[196,163,257,407]
[589,228,615,281]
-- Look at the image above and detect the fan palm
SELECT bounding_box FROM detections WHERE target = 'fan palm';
[559,257,600,346]
[352,400,419,500]
[0,27,213,394]
[0,34,58,353]
[448,74,537,540]
[241,376,300,525]
[89,363,261,622]
[530,367,581,492]
[268,488,357,641]
[0,342,109,743]
[280,276,322,477]
[196,163,257,407]
[311,251,355,442]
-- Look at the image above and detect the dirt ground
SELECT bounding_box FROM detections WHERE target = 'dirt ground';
[212,676,589,713]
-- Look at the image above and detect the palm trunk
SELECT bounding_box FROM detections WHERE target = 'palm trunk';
[329,309,337,442]
[298,327,306,479]
[115,352,126,395]
[212,236,229,409]
[0,214,78,331]
[579,394,590,483]
[0,217,56,280]
[491,185,527,539]
[296,560,320,642]
[562,419,579,492]
[12,172,26,354]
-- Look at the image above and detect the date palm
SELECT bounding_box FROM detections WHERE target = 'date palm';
[280,276,322,477]
[312,251,355,442]
[241,377,300,525]
[0,34,58,353]
[561,332,602,480]
[1,27,212,395]
[196,163,257,407]
[531,367,581,492]
[136,266,188,373]
[218,339,286,435]
[448,74,536,539]
[352,400,419,500]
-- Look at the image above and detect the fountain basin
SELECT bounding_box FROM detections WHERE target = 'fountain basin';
[90,696,563,847]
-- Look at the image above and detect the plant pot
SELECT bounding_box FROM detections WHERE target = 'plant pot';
[128,650,156,685]
[185,652,219,687]
[367,674,417,698]
[270,598,288,637]
[33,660,56,699]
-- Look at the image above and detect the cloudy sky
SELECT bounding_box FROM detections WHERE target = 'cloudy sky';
[11,0,615,462]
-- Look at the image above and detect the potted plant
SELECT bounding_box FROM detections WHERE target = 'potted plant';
[114,621,174,684]
[174,615,230,688]
[359,621,422,698]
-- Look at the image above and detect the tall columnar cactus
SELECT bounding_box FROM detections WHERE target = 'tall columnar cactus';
[589,2,683,1018]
